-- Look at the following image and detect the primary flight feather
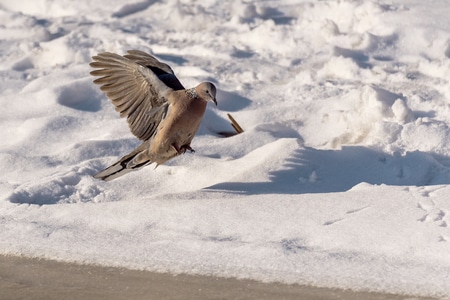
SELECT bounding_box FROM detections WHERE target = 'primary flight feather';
[90,50,217,181]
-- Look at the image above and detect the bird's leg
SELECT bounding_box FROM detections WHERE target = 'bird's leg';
[181,144,195,153]
[171,144,195,155]
[171,143,185,155]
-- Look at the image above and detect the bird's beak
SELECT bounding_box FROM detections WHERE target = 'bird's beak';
[212,97,217,106]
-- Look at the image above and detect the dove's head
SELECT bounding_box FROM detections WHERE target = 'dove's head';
[196,82,217,106]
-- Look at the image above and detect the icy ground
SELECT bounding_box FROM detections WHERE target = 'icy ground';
[1,0,450,298]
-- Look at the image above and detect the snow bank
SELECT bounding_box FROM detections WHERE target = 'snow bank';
[1,0,450,298]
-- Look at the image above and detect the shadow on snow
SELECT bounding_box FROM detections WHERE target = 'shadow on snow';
[206,146,450,195]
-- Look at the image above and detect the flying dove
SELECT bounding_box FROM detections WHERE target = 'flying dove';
[89,50,217,181]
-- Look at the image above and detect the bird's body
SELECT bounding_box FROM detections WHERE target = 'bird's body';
[89,50,217,181]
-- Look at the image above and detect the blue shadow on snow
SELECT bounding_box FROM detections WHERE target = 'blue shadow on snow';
[205,146,450,194]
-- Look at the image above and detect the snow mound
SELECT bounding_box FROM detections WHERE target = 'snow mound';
[1,0,450,298]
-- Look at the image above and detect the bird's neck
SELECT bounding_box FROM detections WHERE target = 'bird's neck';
[185,88,198,99]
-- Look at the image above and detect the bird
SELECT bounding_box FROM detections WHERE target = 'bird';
[89,50,217,181]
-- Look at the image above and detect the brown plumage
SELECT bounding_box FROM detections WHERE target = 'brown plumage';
[90,50,217,181]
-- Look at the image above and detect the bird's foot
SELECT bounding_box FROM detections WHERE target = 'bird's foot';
[171,143,185,155]
[172,144,195,155]
[181,144,195,153]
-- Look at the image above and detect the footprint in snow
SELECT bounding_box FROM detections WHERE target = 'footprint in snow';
[416,187,449,237]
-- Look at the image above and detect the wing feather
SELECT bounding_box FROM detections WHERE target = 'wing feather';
[124,50,185,90]
[90,51,177,141]
[124,50,174,74]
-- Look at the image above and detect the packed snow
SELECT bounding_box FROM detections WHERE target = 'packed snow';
[1,0,450,298]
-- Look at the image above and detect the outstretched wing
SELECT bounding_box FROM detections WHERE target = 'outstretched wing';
[90,51,177,141]
[124,50,185,91]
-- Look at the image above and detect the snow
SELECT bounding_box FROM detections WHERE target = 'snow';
[1,0,450,298]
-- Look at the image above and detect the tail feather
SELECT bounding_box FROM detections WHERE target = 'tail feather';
[93,161,134,181]
[94,146,150,181]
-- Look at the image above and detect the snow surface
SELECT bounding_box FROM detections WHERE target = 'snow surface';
[1,0,450,298]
